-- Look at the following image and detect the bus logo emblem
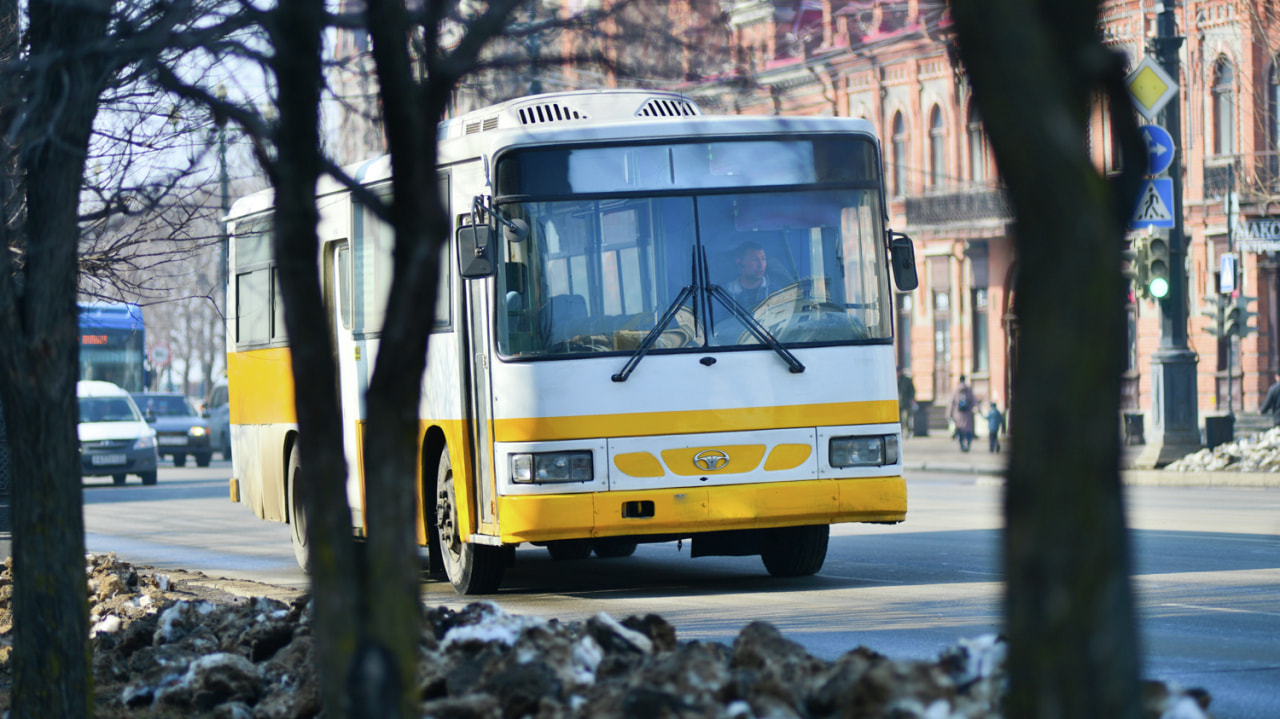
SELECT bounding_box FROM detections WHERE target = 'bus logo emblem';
[693,450,730,471]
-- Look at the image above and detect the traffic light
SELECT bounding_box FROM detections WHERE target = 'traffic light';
[1146,231,1171,299]
[1202,296,1226,337]
[1124,236,1151,300]
[1224,294,1257,338]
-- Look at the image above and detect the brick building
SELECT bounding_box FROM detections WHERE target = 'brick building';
[690,0,1280,435]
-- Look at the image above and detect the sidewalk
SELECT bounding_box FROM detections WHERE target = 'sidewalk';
[901,432,1008,476]
[900,432,1280,487]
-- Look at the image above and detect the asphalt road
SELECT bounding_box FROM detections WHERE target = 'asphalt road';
[66,463,1280,718]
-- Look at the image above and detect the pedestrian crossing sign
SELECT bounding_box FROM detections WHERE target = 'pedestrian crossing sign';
[1130,178,1175,229]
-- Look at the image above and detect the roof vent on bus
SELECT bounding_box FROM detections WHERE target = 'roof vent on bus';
[637,97,700,118]
[465,116,500,134]
[517,102,590,126]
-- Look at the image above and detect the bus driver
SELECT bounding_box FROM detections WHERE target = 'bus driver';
[727,241,770,309]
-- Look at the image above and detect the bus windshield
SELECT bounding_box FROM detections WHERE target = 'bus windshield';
[495,187,890,358]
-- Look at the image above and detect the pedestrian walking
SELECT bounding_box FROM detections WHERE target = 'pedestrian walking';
[898,369,916,437]
[948,375,976,453]
[984,401,1006,453]
[1262,373,1280,426]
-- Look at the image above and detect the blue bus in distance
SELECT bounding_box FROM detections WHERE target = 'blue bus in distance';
[79,302,146,392]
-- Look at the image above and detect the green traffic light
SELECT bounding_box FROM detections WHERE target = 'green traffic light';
[1149,277,1170,299]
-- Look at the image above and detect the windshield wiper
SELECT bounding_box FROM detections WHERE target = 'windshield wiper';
[612,273,698,383]
[706,282,805,374]
[612,246,805,382]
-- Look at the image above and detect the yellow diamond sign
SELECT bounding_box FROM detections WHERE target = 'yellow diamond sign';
[1127,56,1178,120]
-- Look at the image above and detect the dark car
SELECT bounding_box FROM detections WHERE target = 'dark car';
[131,392,213,467]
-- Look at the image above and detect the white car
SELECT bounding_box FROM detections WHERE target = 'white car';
[78,380,158,485]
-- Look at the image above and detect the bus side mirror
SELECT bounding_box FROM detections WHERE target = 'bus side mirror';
[457,225,495,278]
[889,232,919,291]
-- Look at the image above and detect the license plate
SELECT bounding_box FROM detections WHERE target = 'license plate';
[158,436,186,446]
[91,454,127,466]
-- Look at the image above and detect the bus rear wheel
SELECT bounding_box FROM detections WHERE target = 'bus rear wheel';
[435,452,504,595]
[760,525,829,577]
[288,448,310,573]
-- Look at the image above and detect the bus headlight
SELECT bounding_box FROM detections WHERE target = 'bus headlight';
[829,435,899,468]
[510,451,593,483]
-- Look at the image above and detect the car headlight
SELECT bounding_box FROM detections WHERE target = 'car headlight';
[829,435,899,468]
[134,433,156,450]
[189,426,208,437]
[510,451,593,483]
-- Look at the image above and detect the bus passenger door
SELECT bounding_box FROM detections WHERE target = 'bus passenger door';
[465,276,497,529]
[325,240,364,525]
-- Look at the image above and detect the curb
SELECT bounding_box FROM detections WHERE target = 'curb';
[906,463,1280,488]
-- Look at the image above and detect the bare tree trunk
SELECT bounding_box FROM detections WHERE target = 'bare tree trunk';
[269,0,361,714]
[357,4,448,715]
[0,0,113,715]
[355,3,525,714]
[950,2,1146,717]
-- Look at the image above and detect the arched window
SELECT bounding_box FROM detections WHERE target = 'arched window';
[929,105,946,189]
[967,103,985,184]
[892,112,907,196]
[1213,56,1235,156]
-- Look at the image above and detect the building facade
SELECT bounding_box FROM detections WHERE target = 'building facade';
[693,0,1280,434]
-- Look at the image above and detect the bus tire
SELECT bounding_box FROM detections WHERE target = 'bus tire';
[546,540,592,561]
[760,524,828,578]
[591,538,638,558]
[288,448,310,574]
[112,474,127,486]
[139,471,157,486]
[435,452,504,594]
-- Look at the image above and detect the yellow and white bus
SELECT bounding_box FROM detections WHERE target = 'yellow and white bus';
[226,89,919,594]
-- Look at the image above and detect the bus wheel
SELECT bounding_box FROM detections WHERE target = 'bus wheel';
[591,538,638,558]
[112,474,127,486]
[288,448,310,574]
[434,452,504,594]
[546,540,592,561]
[760,525,828,578]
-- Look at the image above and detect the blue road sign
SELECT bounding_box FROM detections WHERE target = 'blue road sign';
[1140,124,1175,176]
[1131,178,1175,229]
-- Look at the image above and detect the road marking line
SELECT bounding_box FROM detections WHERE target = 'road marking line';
[1160,602,1280,618]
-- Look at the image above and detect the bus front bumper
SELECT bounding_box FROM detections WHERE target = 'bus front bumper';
[491,476,906,544]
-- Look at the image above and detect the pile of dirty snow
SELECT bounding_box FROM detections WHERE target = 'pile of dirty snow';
[0,554,1215,718]
[1165,426,1280,472]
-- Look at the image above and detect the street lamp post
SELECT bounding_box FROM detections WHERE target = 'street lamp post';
[1137,3,1202,467]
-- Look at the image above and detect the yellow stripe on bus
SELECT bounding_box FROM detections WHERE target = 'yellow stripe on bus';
[227,347,297,425]
[495,476,906,544]
[493,400,897,442]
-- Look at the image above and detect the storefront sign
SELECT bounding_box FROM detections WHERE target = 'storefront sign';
[1240,218,1280,252]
